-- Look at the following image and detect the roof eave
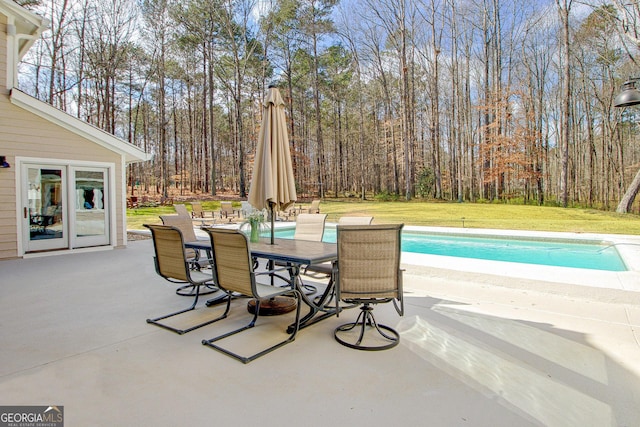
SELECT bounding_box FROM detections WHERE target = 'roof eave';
[0,0,48,59]
[10,89,152,164]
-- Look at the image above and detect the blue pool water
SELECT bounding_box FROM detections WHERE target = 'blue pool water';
[271,228,627,272]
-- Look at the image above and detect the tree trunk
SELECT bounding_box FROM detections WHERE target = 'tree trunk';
[616,168,640,213]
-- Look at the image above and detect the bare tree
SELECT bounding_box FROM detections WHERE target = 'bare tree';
[556,0,573,208]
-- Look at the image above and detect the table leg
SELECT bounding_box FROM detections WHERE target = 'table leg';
[286,261,339,333]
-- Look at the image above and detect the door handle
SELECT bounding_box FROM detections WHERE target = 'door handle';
[24,207,27,218]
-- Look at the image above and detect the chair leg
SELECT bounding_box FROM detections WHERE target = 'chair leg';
[334,304,400,351]
[202,290,302,364]
[175,283,219,297]
[147,288,230,335]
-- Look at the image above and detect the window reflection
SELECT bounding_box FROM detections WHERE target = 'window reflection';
[29,168,63,241]
[75,170,105,237]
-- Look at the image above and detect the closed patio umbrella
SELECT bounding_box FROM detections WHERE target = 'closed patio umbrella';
[247,86,298,315]
[248,85,297,244]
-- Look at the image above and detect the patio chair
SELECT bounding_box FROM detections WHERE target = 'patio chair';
[144,224,226,335]
[191,202,215,226]
[293,213,327,241]
[334,224,404,350]
[201,228,302,364]
[336,216,373,226]
[219,201,239,222]
[305,216,375,306]
[191,202,205,218]
[159,215,217,299]
[284,213,328,294]
[305,199,321,214]
[277,205,297,221]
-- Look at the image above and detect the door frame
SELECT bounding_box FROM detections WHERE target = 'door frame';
[16,157,117,256]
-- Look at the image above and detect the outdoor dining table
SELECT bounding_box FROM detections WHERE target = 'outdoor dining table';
[185,237,339,332]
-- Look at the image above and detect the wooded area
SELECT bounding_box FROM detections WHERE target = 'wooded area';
[16,0,640,212]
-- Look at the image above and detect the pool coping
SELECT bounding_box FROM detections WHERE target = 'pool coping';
[403,227,640,293]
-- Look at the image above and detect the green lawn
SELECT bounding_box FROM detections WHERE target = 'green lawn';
[127,200,640,235]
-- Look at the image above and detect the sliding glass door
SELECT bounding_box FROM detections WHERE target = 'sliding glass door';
[22,163,111,253]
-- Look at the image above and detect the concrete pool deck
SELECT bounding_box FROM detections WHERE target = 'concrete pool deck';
[1,236,639,426]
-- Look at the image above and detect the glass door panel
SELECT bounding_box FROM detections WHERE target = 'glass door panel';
[24,165,68,252]
[73,168,109,247]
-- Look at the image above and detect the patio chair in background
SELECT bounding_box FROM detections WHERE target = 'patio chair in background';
[305,199,321,214]
[190,202,215,226]
[159,215,216,295]
[219,201,240,222]
[282,213,328,294]
[334,224,404,350]
[191,202,205,218]
[336,216,373,226]
[127,196,138,209]
[201,228,302,364]
[277,204,299,221]
[144,224,226,335]
[293,213,327,241]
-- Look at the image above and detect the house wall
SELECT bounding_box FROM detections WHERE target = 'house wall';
[0,15,126,259]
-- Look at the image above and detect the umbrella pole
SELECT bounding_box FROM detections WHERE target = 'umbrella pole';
[270,203,275,245]
[269,203,275,286]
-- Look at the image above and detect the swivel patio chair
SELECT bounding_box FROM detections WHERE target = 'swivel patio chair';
[144,224,226,335]
[201,228,302,364]
[336,216,373,226]
[305,216,374,306]
[334,224,404,350]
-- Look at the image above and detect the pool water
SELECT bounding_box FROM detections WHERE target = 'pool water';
[271,228,627,272]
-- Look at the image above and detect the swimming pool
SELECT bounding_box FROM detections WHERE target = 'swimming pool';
[271,227,627,272]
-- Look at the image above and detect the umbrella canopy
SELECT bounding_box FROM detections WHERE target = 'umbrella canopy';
[248,86,297,242]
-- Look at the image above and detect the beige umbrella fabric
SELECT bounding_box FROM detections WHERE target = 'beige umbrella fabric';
[248,86,297,243]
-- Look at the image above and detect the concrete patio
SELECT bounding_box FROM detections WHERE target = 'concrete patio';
[1,238,640,426]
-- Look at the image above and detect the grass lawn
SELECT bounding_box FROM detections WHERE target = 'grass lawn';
[127,200,640,236]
